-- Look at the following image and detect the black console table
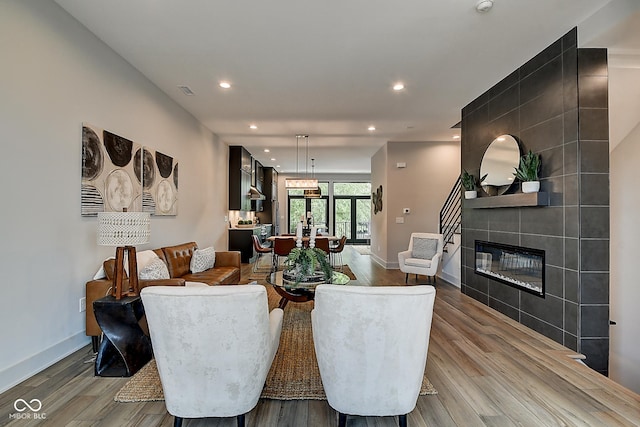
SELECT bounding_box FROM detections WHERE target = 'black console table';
[93,295,152,377]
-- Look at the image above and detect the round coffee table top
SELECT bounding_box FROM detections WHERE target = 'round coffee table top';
[266,270,350,307]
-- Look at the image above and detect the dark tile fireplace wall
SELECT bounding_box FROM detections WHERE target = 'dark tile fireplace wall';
[460,28,610,374]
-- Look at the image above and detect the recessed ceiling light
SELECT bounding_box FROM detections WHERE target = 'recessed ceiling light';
[453,135,460,139]
[219,81,231,89]
[276,165,281,168]
[264,149,270,153]
[393,83,405,91]
[249,124,257,129]
[476,0,494,13]
[368,126,376,131]
[271,158,276,161]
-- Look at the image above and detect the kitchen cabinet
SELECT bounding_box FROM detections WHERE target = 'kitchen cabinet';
[256,167,278,233]
[228,225,272,263]
[252,159,264,212]
[229,146,252,211]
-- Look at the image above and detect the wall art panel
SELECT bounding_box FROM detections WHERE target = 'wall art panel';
[81,123,142,215]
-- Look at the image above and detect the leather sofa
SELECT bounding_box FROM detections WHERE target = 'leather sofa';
[86,242,241,347]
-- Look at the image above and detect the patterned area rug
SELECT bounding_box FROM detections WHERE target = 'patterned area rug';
[114,286,437,402]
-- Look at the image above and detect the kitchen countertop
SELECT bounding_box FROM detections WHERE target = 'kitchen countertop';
[229,223,272,230]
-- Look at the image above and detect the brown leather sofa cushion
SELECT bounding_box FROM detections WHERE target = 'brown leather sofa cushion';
[162,242,197,278]
[182,266,240,285]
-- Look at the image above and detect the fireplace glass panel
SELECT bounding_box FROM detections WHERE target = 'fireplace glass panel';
[474,240,545,297]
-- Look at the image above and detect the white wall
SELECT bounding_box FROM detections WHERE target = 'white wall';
[384,141,461,268]
[0,0,229,393]
[609,67,640,393]
[370,145,389,266]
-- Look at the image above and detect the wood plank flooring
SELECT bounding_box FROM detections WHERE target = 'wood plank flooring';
[2,246,639,426]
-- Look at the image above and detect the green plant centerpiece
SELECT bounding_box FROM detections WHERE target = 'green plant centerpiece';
[513,150,541,182]
[283,246,333,288]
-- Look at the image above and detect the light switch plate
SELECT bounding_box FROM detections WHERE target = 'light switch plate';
[396,217,404,224]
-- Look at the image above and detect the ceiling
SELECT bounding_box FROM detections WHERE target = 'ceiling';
[54,0,627,174]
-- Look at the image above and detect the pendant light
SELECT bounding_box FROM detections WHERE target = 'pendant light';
[285,135,319,190]
[304,158,322,198]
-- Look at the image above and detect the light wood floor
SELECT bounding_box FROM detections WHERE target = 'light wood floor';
[2,246,639,426]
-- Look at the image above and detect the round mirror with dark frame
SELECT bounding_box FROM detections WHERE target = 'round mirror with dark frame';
[480,134,521,196]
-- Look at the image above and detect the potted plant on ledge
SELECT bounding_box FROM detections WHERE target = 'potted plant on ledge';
[462,170,483,199]
[514,150,541,193]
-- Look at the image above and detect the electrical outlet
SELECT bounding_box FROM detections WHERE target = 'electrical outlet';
[79,297,86,313]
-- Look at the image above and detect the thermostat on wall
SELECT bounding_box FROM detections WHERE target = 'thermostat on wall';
[396,162,406,168]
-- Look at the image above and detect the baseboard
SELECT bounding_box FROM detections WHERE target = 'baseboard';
[0,332,90,394]
[370,253,387,268]
[439,271,461,288]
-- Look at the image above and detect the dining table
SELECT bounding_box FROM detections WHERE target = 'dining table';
[266,235,340,243]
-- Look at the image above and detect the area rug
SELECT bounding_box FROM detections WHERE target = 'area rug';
[114,286,436,402]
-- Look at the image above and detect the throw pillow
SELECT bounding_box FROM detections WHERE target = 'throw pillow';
[190,246,216,273]
[138,257,170,280]
[412,237,438,260]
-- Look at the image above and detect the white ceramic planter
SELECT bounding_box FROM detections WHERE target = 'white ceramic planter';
[465,190,478,199]
[522,181,540,193]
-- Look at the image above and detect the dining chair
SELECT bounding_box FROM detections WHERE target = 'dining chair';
[313,237,331,254]
[251,234,273,273]
[329,235,347,270]
[272,237,296,271]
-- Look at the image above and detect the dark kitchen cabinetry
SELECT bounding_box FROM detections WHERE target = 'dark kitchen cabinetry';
[256,167,279,234]
[229,146,252,211]
[252,159,264,212]
[228,225,272,263]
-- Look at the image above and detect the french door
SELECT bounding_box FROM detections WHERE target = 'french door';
[333,196,370,244]
[288,196,329,234]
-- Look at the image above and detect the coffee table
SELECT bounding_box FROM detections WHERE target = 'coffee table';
[267,270,350,309]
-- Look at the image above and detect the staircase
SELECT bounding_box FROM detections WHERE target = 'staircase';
[439,176,461,253]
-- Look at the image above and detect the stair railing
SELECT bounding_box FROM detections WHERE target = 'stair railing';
[439,176,462,251]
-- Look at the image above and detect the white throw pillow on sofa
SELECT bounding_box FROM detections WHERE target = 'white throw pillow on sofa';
[139,257,170,280]
[190,247,216,273]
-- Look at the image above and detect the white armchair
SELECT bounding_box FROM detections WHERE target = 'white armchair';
[398,232,444,284]
[311,284,436,427]
[140,285,284,427]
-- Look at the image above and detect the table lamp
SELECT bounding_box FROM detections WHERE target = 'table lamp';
[97,209,150,299]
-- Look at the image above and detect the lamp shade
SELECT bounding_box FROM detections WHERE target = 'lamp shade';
[304,188,322,198]
[285,178,319,190]
[97,211,150,246]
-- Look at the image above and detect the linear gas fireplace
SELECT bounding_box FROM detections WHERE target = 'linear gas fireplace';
[474,240,545,297]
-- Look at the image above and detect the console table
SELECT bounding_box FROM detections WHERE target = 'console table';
[93,295,152,377]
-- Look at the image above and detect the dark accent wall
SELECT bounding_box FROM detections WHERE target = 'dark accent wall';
[460,28,610,374]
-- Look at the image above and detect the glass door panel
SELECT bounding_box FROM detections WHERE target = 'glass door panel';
[334,198,353,240]
[288,198,306,233]
[310,198,328,232]
[355,198,371,243]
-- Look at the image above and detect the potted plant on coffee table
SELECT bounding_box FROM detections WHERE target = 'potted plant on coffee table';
[514,150,541,193]
[283,246,333,288]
